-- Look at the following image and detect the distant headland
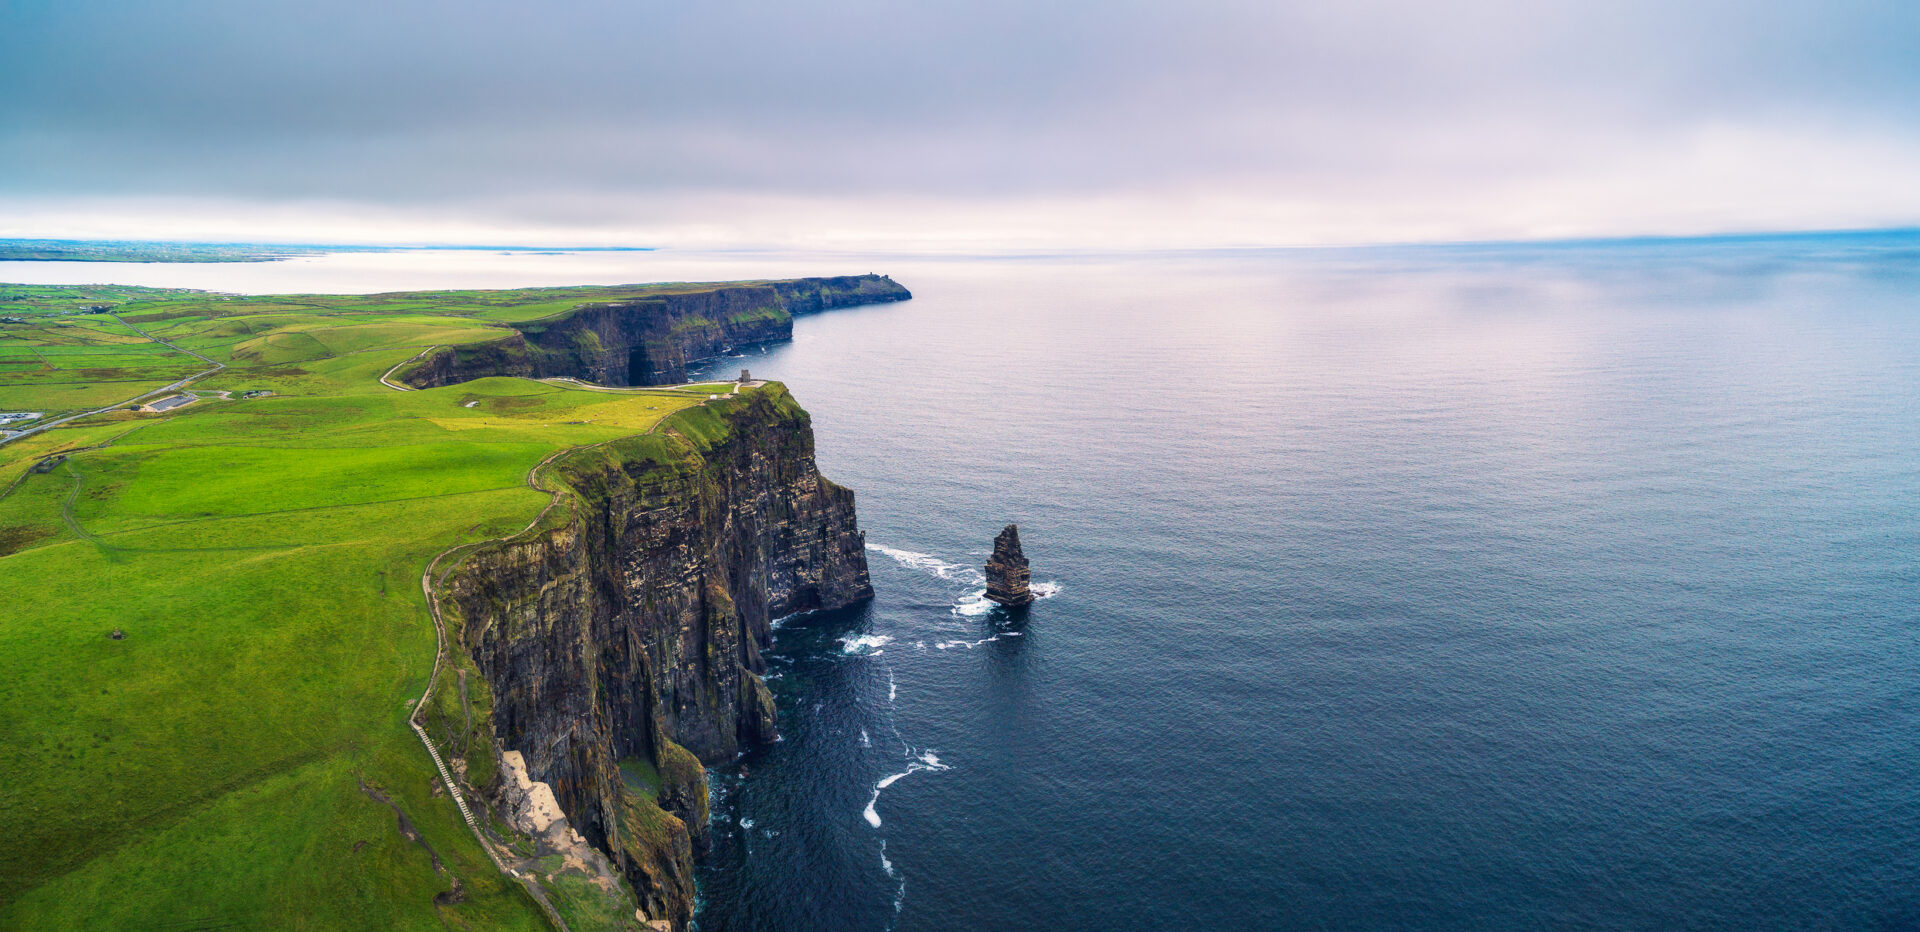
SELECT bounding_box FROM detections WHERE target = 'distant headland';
[0,238,657,264]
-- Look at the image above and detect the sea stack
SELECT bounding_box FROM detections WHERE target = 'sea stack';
[984,524,1034,607]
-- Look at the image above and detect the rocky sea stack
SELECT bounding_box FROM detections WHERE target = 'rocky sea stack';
[984,524,1034,607]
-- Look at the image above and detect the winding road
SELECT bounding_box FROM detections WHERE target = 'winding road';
[379,346,437,391]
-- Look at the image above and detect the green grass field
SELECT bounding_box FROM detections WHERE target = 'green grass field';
[0,281,764,930]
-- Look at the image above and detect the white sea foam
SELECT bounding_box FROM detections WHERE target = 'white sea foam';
[880,839,894,876]
[863,749,952,829]
[740,818,755,829]
[935,631,1021,650]
[860,729,872,747]
[953,579,1063,616]
[952,590,995,616]
[868,543,985,585]
[840,634,892,655]
[888,670,897,702]
[869,542,1066,620]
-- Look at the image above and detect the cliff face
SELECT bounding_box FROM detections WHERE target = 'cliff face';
[402,275,910,389]
[984,524,1033,606]
[440,387,872,929]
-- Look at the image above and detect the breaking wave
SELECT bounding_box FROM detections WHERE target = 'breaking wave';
[952,590,995,617]
[863,750,950,829]
[868,541,1061,619]
[867,543,985,586]
[934,631,1025,650]
[953,580,1062,617]
[840,634,892,655]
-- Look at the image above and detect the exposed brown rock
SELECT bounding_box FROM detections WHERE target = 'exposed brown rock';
[984,524,1034,607]
[443,386,872,930]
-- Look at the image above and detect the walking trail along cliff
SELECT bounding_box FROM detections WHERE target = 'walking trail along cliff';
[0,277,900,931]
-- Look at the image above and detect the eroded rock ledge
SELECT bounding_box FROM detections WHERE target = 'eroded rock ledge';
[436,387,872,929]
[401,274,910,388]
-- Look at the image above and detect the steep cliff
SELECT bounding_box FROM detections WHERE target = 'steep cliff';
[432,386,871,930]
[401,275,910,388]
[984,524,1034,606]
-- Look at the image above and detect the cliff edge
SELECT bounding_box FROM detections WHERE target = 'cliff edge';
[401,274,910,388]
[427,386,871,929]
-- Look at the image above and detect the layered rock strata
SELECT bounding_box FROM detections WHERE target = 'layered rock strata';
[439,386,871,929]
[984,524,1034,606]
[401,275,910,388]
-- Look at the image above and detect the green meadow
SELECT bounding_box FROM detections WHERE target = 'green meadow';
[0,282,748,929]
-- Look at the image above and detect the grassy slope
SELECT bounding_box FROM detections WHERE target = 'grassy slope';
[0,281,764,930]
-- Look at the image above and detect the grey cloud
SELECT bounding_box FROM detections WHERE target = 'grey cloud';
[1,0,1916,236]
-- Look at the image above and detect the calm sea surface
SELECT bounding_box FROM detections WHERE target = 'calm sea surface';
[9,235,1919,929]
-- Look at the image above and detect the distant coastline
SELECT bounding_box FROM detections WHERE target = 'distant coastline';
[0,238,656,264]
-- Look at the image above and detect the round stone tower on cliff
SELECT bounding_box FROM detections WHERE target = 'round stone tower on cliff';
[984,524,1034,607]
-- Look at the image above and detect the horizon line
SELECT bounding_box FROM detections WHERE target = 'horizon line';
[2,225,1918,259]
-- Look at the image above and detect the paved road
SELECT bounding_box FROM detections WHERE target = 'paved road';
[0,315,225,448]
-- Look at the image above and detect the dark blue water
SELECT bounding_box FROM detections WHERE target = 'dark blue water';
[688,236,1920,931]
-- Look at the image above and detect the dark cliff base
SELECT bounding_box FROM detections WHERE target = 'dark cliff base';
[436,387,872,930]
[401,274,910,388]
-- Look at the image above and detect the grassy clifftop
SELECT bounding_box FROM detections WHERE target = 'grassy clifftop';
[395,274,909,388]
[0,279,862,930]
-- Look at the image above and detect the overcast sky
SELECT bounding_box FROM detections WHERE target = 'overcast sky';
[2,0,1917,248]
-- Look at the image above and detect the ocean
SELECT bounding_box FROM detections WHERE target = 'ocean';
[9,233,1919,929]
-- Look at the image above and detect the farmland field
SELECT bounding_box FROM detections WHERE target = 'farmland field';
[0,281,747,930]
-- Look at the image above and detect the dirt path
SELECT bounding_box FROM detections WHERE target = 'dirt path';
[408,443,579,932]
[57,464,98,547]
[408,383,729,932]
[540,375,763,394]
[380,346,438,392]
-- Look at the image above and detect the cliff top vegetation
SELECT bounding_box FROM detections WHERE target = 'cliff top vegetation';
[0,278,817,930]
